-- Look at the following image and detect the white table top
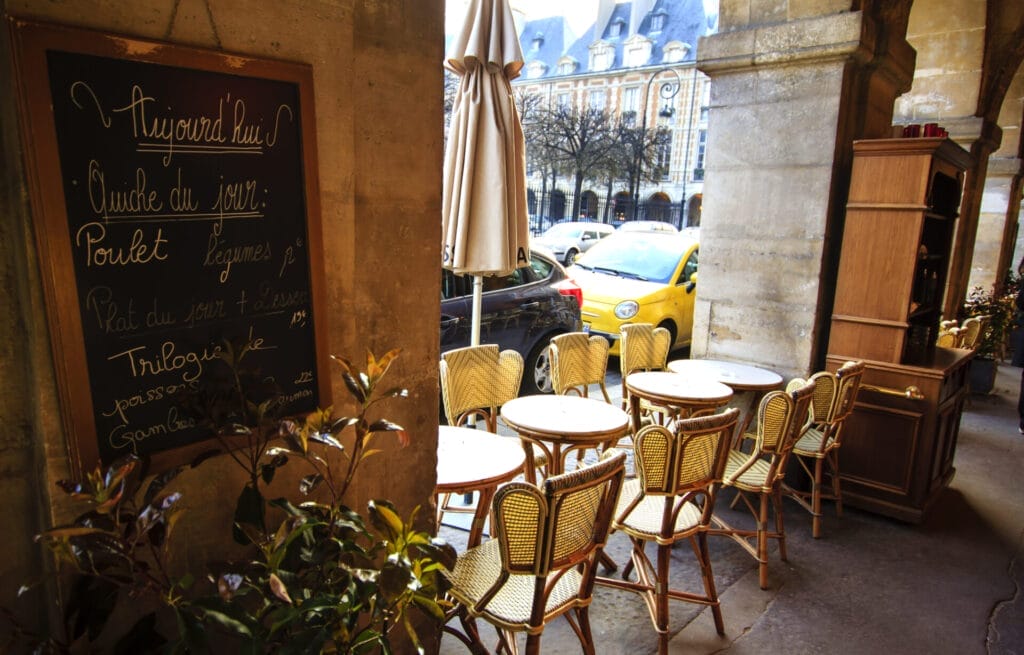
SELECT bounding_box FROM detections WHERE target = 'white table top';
[500,394,630,442]
[667,358,783,391]
[625,370,734,404]
[436,425,526,491]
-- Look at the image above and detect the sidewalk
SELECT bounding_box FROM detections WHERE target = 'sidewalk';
[439,362,1024,654]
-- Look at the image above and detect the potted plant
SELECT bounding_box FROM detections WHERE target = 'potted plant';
[962,280,1018,393]
[8,345,456,654]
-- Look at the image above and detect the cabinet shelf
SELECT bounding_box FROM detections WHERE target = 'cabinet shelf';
[827,137,972,523]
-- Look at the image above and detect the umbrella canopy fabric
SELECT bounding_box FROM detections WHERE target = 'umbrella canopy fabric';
[442,0,530,279]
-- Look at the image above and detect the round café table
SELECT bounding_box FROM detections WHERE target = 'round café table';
[436,425,527,548]
[624,371,734,429]
[500,394,631,484]
[667,358,784,438]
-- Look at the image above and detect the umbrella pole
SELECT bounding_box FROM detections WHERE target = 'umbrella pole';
[471,275,483,346]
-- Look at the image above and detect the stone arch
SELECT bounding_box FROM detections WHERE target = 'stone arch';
[645,191,673,222]
[686,193,703,227]
[612,190,633,221]
[579,190,599,219]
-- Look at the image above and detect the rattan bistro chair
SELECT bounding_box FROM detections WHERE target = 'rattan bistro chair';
[710,380,815,589]
[444,450,627,655]
[958,315,988,350]
[597,409,740,654]
[549,332,612,403]
[438,345,537,528]
[440,344,524,433]
[782,361,865,538]
[619,323,672,425]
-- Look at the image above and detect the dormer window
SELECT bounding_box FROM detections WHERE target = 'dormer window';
[588,42,614,72]
[531,33,544,52]
[525,60,548,79]
[650,11,666,32]
[623,34,653,67]
[662,41,691,64]
[609,18,625,38]
[557,56,577,76]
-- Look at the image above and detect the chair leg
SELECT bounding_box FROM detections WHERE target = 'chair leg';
[812,457,825,539]
[695,532,725,635]
[757,493,770,590]
[576,606,596,655]
[525,633,541,655]
[773,486,787,563]
[829,450,844,518]
[655,543,671,654]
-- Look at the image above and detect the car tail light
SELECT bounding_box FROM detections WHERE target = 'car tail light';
[554,278,583,308]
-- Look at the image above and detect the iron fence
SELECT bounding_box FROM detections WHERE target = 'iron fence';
[527,187,692,234]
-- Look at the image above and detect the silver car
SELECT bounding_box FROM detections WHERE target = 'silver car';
[533,221,615,265]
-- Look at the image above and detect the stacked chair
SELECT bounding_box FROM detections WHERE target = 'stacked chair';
[782,360,865,538]
[597,408,741,654]
[444,450,627,655]
[709,379,815,589]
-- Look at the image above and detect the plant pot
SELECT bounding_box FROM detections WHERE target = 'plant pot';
[969,357,998,394]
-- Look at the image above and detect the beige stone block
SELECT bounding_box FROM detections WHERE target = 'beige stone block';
[753,12,865,66]
[911,28,984,74]
[900,71,981,119]
[907,0,985,37]
[719,1,752,31]
[750,0,786,25]
[789,0,850,21]
[701,301,817,378]
[698,30,756,71]
[702,169,832,234]
[752,62,847,104]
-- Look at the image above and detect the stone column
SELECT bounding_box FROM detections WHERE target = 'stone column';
[967,155,1021,292]
[944,118,1003,316]
[694,9,915,377]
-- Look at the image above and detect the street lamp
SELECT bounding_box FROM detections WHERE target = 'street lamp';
[633,66,682,221]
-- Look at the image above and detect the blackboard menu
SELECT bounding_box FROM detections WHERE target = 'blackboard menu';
[9,20,330,471]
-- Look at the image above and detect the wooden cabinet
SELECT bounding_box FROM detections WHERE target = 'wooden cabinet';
[827,138,973,523]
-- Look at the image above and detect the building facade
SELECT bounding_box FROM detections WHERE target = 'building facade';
[511,0,714,227]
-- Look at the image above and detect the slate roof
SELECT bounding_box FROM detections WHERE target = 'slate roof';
[517,0,711,81]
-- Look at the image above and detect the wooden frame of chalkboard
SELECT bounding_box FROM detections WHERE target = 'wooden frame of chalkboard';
[8,18,331,476]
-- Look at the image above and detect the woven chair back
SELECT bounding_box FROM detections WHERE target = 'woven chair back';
[958,315,987,350]
[806,371,839,423]
[550,332,610,397]
[440,344,523,430]
[634,408,740,496]
[755,390,796,455]
[493,450,626,576]
[832,360,866,426]
[620,323,671,376]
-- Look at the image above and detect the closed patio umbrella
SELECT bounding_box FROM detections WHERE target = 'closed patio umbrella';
[442,0,530,346]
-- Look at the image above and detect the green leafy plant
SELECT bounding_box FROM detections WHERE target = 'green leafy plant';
[191,350,455,653]
[962,279,1019,360]
[7,346,455,654]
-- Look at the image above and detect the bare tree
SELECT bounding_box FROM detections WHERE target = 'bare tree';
[531,104,619,219]
[616,118,673,218]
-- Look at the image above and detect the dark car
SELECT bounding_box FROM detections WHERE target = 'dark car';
[441,247,582,394]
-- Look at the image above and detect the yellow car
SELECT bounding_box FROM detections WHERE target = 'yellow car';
[568,230,699,356]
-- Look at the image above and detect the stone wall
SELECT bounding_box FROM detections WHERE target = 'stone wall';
[0,0,443,641]
[695,6,912,378]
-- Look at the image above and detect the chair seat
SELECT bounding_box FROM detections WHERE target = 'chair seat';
[724,448,772,489]
[447,528,587,630]
[792,426,834,457]
[613,478,702,543]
